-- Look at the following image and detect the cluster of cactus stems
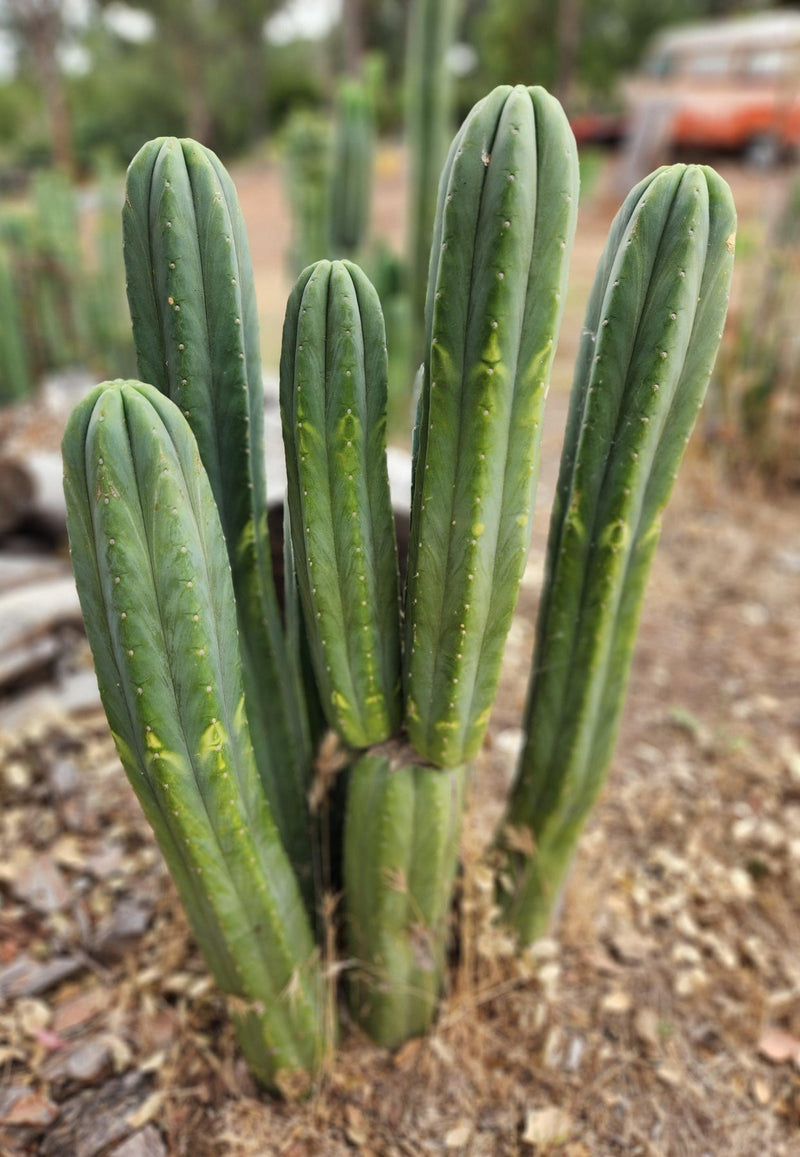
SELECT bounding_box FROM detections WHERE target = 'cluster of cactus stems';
[62,84,735,1094]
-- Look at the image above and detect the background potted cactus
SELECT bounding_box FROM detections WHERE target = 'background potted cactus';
[61,83,735,1094]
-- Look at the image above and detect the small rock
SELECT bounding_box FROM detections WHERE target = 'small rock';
[601,989,632,1014]
[12,853,69,913]
[674,967,709,998]
[49,756,80,798]
[40,1071,150,1157]
[634,1008,661,1048]
[522,1106,572,1148]
[0,953,84,1000]
[43,1037,114,1091]
[52,986,110,1035]
[445,1122,472,1148]
[92,899,154,961]
[110,1127,168,1157]
[0,1087,59,1128]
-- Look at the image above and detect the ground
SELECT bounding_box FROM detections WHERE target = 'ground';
[0,152,799,1156]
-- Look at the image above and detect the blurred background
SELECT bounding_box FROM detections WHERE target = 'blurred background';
[0,0,799,485]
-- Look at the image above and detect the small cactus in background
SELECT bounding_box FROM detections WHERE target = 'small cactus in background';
[281,109,332,275]
[62,85,735,1093]
[329,80,375,256]
[405,0,460,376]
[0,167,133,404]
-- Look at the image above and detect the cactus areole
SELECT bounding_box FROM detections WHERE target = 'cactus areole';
[62,85,735,1092]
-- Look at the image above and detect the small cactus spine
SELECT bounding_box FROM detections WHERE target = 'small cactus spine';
[122,138,312,884]
[62,380,325,1091]
[497,164,737,942]
[280,259,401,748]
[403,84,579,767]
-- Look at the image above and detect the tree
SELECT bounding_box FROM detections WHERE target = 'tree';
[1,0,75,171]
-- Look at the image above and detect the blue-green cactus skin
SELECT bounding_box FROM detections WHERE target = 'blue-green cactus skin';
[62,379,326,1090]
[343,750,466,1046]
[403,84,579,768]
[280,259,401,749]
[122,137,312,884]
[498,164,736,942]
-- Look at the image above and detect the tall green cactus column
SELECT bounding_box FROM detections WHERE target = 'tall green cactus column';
[330,81,374,257]
[122,138,313,888]
[62,381,326,1092]
[280,258,401,748]
[404,84,579,767]
[406,0,460,375]
[497,164,736,943]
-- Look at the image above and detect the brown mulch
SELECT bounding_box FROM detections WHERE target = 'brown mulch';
[1,153,799,1156]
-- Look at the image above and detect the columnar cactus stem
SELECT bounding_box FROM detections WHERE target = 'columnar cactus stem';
[280,259,401,748]
[122,138,312,885]
[404,85,579,767]
[406,0,459,374]
[330,80,374,256]
[62,380,326,1091]
[343,748,466,1046]
[497,164,736,942]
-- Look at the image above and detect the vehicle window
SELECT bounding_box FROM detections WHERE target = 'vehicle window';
[688,52,730,76]
[645,52,675,78]
[745,48,796,76]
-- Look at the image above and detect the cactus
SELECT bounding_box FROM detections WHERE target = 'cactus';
[122,137,313,889]
[0,240,31,402]
[62,380,326,1092]
[343,750,466,1047]
[405,0,460,376]
[330,80,374,256]
[61,85,735,1091]
[403,84,579,767]
[282,109,332,275]
[280,259,401,747]
[496,164,737,942]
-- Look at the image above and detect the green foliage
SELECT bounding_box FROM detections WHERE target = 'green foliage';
[62,89,734,1094]
[709,174,800,484]
[0,166,133,404]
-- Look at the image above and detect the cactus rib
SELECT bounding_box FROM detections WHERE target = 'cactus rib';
[62,380,325,1090]
[122,138,312,882]
[498,164,736,942]
[404,84,579,767]
[280,259,401,748]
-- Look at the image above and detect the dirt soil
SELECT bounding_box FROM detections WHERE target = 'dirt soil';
[0,153,799,1157]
